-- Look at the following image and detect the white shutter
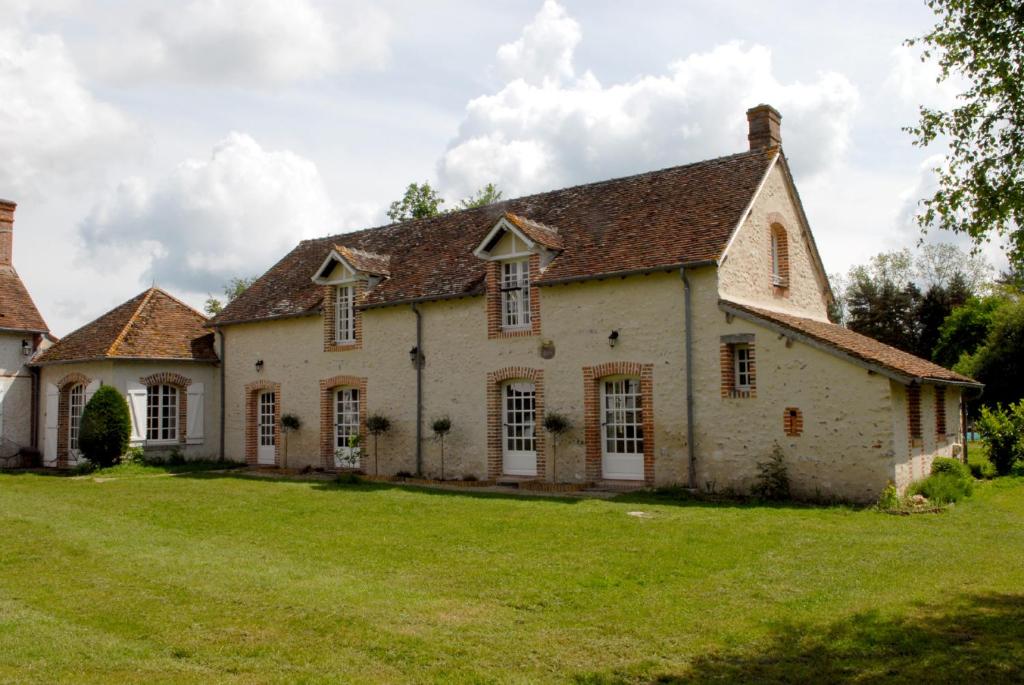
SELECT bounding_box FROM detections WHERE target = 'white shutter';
[186,383,204,444]
[127,382,147,445]
[44,383,58,466]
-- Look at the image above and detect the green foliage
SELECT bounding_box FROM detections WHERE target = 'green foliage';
[753,444,791,501]
[458,183,503,209]
[78,386,131,468]
[542,412,571,435]
[976,402,1024,475]
[970,458,997,480]
[121,446,145,465]
[955,297,1024,411]
[931,456,971,479]
[205,275,257,315]
[876,482,900,510]
[1011,460,1024,477]
[908,472,973,504]
[366,414,391,435]
[72,459,97,475]
[431,417,451,436]
[906,0,1024,268]
[933,293,1007,368]
[335,472,362,485]
[281,413,302,432]
[387,182,445,222]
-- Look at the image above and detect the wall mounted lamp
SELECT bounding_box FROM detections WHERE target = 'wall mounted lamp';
[21,339,31,356]
[608,330,619,348]
[255,359,264,372]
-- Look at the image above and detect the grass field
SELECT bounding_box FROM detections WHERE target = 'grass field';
[1,466,1023,684]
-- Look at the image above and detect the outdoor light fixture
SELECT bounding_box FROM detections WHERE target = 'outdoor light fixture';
[21,340,30,356]
[409,346,422,367]
[255,359,264,372]
[608,330,619,348]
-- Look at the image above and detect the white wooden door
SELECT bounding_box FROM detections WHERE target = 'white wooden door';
[502,381,537,476]
[256,390,276,465]
[601,378,644,480]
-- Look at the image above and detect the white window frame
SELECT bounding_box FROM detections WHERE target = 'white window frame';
[68,383,85,453]
[734,344,752,391]
[500,258,531,330]
[146,384,179,443]
[770,231,781,285]
[334,387,361,461]
[335,284,355,343]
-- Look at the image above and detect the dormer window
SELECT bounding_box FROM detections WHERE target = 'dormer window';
[335,284,355,343]
[501,259,531,329]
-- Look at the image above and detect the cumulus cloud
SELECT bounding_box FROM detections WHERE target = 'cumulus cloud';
[79,133,370,294]
[439,2,859,200]
[0,27,135,197]
[97,0,391,86]
[884,45,963,110]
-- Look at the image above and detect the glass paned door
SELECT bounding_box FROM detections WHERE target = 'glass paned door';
[502,381,537,476]
[601,378,644,480]
[257,390,276,465]
[334,387,360,468]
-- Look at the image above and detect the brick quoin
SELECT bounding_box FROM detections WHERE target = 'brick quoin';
[322,281,364,352]
[55,372,90,468]
[907,383,922,443]
[486,367,546,480]
[244,380,281,466]
[139,372,192,444]
[486,254,542,339]
[935,386,947,440]
[319,375,368,470]
[582,362,655,484]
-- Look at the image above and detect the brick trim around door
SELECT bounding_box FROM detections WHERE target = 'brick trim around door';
[582,362,654,484]
[486,366,546,480]
[245,380,281,466]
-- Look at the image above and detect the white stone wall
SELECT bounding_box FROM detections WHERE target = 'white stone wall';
[717,163,832,320]
[891,381,963,492]
[0,332,35,449]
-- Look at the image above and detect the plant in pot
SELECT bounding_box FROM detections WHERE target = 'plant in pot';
[281,413,301,469]
[431,416,452,481]
[334,433,364,472]
[543,411,571,483]
[366,413,391,477]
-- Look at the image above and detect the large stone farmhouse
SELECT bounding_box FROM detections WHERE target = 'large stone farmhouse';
[12,105,981,502]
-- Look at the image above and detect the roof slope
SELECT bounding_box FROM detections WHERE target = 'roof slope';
[721,300,979,386]
[211,148,776,326]
[34,288,217,364]
[0,266,48,333]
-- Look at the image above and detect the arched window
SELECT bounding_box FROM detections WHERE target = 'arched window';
[147,384,179,441]
[770,223,789,287]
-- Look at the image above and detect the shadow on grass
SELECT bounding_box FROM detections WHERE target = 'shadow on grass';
[610,489,866,512]
[575,593,1024,684]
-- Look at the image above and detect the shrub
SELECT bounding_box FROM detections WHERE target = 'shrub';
[72,458,97,475]
[1011,460,1024,477]
[970,460,997,479]
[976,402,1024,475]
[366,414,391,476]
[543,411,572,483]
[281,413,302,432]
[931,456,970,479]
[908,472,973,504]
[336,472,362,485]
[877,481,900,510]
[78,386,131,467]
[753,443,790,501]
[121,446,145,465]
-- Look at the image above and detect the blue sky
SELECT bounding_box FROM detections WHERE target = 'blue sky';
[0,0,1003,334]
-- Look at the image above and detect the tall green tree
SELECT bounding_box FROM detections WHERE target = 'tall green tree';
[205,276,257,316]
[906,0,1024,267]
[386,182,445,222]
[932,291,1009,368]
[459,183,503,209]
[955,295,1024,411]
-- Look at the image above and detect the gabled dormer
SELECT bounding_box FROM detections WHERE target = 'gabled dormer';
[474,213,562,339]
[312,246,390,352]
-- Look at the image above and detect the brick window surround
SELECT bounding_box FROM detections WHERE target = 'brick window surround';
[486,254,542,339]
[935,386,947,439]
[319,375,368,470]
[322,282,364,352]
[486,367,546,480]
[783,407,803,437]
[767,212,790,294]
[56,372,91,468]
[245,380,281,466]
[139,372,192,444]
[582,362,655,484]
[720,334,756,399]
[908,383,922,443]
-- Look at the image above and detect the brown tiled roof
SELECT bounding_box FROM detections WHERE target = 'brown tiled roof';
[721,300,980,386]
[0,266,48,333]
[211,148,777,326]
[34,288,218,364]
[335,246,390,276]
[504,212,564,251]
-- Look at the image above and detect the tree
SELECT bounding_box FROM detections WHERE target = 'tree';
[932,292,1008,367]
[78,386,131,468]
[205,276,257,316]
[845,271,923,354]
[906,1,1024,268]
[955,295,1024,411]
[387,182,445,222]
[914,243,992,292]
[916,273,972,360]
[459,183,503,209]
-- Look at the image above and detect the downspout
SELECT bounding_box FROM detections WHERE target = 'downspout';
[680,267,697,489]
[412,303,423,476]
[218,327,226,462]
[30,365,40,450]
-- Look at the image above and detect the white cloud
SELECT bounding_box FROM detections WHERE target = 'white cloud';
[97,0,391,86]
[439,3,859,199]
[496,0,581,86]
[884,45,963,110]
[0,27,135,198]
[79,133,372,294]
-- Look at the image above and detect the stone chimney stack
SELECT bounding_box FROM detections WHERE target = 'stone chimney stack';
[0,199,14,268]
[746,104,782,151]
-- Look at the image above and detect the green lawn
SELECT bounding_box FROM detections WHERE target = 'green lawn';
[1,468,1023,684]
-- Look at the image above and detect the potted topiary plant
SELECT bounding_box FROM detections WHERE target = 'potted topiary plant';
[79,385,131,468]
[543,411,571,483]
[431,416,452,481]
[281,413,301,469]
[366,413,391,476]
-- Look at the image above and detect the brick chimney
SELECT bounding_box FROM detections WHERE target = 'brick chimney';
[0,199,14,268]
[747,104,782,151]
